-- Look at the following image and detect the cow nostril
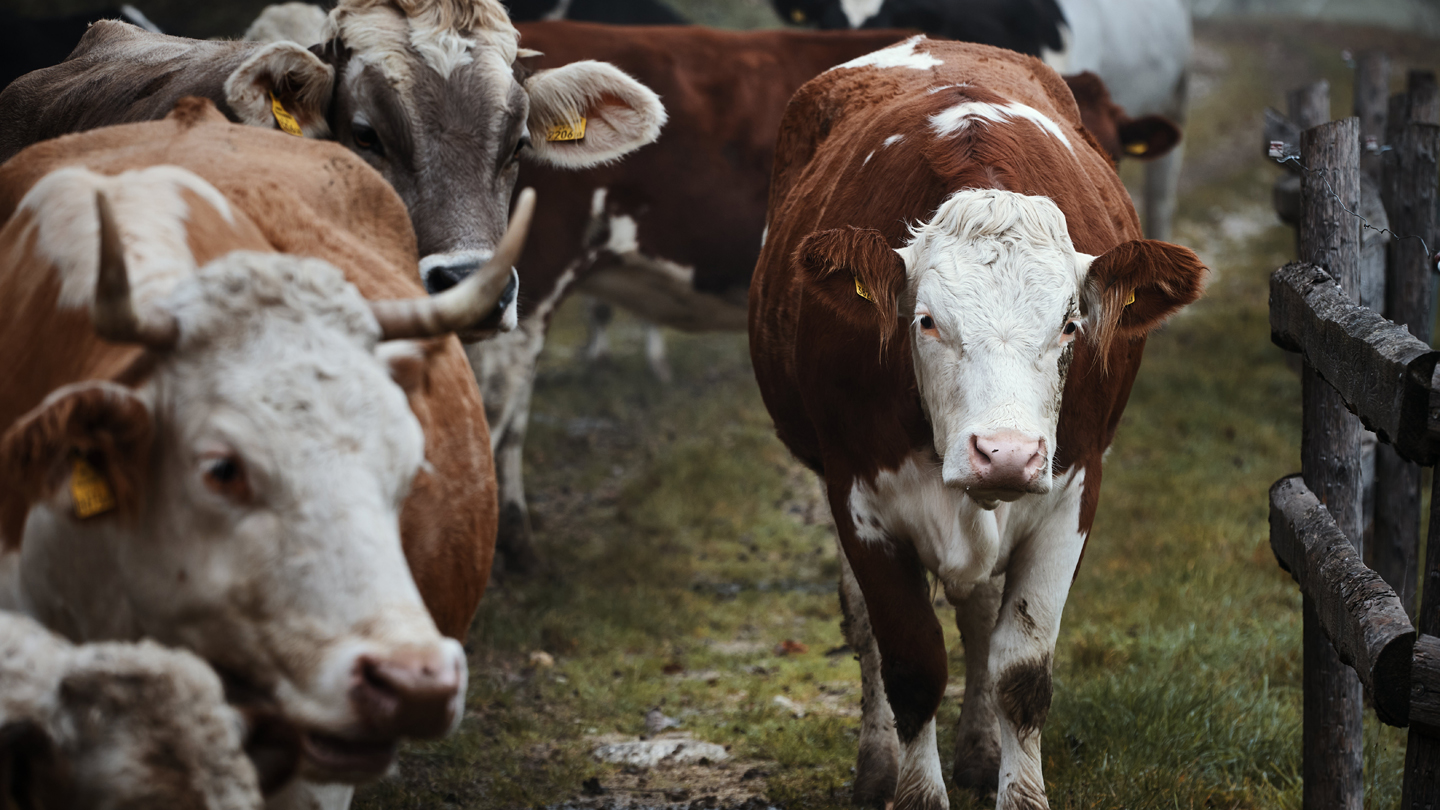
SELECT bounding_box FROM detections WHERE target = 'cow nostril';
[424,268,463,295]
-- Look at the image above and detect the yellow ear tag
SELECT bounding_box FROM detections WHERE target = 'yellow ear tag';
[546,117,587,142]
[1124,289,1136,307]
[1124,142,1148,156]
[790,8,806,22]
[269,91,303,137]
[854,275,876,303]
[70,457,117,519]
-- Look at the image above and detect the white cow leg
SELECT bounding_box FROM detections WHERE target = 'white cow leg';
[583,296,613,361]
[838,548,900,806]
[644,323,672,383]
[1142,141,1184,242]
[990,478,1088,810]
[949,574,1004,797]
[266,780,354,810]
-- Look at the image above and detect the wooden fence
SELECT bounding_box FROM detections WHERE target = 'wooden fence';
[1267,61,1440,807]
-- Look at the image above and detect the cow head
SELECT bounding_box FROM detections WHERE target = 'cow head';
[1063,72,1180,164]
[223,0,665,324]
[0,168,535,783]
[798,189,1204,506]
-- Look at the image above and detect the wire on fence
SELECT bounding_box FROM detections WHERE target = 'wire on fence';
[1268,142,1440,273]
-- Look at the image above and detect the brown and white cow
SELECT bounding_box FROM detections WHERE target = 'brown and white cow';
[0,0,663,310]
[474,21,1179,572]
[750,38,1205,810]
[0,99,525,809]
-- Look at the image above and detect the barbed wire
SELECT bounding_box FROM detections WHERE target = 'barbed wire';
[1268,144,1440,273]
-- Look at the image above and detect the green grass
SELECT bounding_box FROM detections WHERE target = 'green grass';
[353,19,1440,810]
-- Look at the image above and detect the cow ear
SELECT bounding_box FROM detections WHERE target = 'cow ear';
[224,41,335,138]
[1080,239,1207,353]
[1118,115,1181,160]
[523,60,666,168]
[797,227,907,341]
[0,382,154,541]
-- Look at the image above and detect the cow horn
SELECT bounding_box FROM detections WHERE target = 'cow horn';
[92,192,179,349]
[370,188,536,341]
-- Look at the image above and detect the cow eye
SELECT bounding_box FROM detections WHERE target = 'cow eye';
[920,315,935,330]
[352,124,384,158]
[511,134,531,163]
[201,454,251,503]
[1064,321,1079,335]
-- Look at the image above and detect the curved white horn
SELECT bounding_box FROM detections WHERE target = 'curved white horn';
[92,192,179,349]
[370,189,536,341]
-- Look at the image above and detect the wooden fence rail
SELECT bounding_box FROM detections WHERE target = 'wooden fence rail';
[1267,60,1440,809]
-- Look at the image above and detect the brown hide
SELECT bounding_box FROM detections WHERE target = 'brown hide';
[0,99,495,639]
[512,22,916,320]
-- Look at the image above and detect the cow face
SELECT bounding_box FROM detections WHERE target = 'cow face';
[0,167,534,784]
[797,188,1205,507]
[225,1,665,328]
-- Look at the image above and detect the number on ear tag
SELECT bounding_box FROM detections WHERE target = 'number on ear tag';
[854,276,876,303]
[71,456,116,519]
[269,91,304,137]
[546,117,587,142]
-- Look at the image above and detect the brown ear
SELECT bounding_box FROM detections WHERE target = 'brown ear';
[0,382,154,547]
[223,41,335,138]
[1118,115,1182,160]
[1083,239,1207,354]
[797,227,907,341]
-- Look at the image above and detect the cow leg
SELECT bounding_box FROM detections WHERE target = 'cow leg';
[830,482,948,810]
[644,323,672,383]
[1141,142,1183,242]
[265,780,353,810]
[583,296,613,361]
[948,574,1004,797]
[838,547,900,806]
[988,474,1089,810]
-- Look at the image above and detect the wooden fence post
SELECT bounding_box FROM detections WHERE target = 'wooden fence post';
[1299,117,1364,810]
[1376,71,1440,618]
[1356,52,1390,185]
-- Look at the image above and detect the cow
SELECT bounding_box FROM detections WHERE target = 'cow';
[771,0,1064,54]
[1,609,280,809]
[504,0,688,23]
[749,37,1206,810]
[475,21,1178,573]
[0,5,161,92]
[771,0,1192,240]
[0,0,665,308]
[0,99,530,810]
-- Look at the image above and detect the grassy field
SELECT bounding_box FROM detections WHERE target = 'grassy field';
[353,17,1440,810]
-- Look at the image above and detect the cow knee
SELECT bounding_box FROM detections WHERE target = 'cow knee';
[996,656,1052,738]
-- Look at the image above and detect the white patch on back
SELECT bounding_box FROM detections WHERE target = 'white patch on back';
[830,36,942,72]
[863,151,874,166]
[19,166,234,312]
[838,0,885,27]
[590,187,608,218]
[605,214,640,255]
[929,101,1074,153]
[883,134,905,147]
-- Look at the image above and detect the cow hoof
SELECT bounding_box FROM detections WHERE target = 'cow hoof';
[494,502,541,577]
[853,747,898,807]
[952,747,999,799]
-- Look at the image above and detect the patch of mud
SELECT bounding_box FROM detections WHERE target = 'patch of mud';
[549,746,780,810]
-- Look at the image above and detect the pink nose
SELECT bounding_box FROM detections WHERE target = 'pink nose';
[968,431,1046,491]
[350,648,463,739]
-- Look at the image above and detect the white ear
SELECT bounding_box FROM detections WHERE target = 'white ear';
[895,246,916,278]
[1074,251,1096,284]
[224,41,335,138]
[524,60,666,169]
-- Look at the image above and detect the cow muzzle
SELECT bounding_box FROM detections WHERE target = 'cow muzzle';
[949,430,1049,503]
[419,253,520,342]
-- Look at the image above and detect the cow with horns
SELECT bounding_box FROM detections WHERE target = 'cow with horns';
[750,38,1206,810]
[0,99,530,810]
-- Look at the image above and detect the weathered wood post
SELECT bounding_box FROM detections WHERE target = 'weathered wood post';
[1376,71,1440,618]
[1299,117,1364,810]
[1356,52,1390,185]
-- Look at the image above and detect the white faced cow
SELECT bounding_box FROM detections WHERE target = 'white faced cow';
[750,39,1206,810]
[0,124,533,808]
